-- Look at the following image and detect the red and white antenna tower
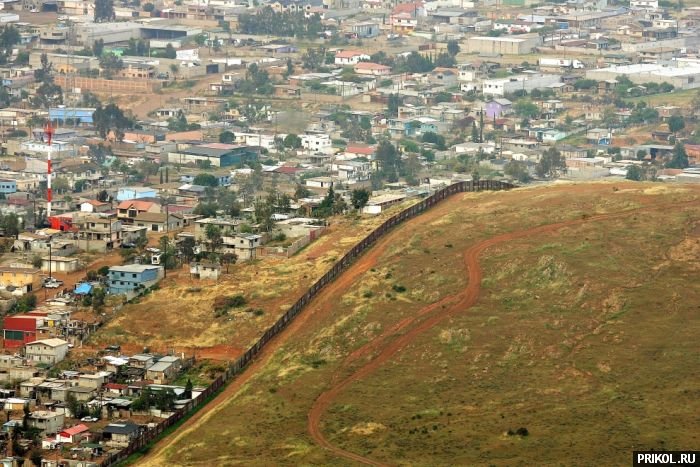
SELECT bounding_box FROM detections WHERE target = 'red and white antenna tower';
[45,121,53,218]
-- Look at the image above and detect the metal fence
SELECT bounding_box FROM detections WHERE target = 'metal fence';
[100,180,514,466]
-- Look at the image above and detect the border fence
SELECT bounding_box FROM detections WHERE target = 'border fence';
[100,180,514,466]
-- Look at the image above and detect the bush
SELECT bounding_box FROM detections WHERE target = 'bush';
[213,294,247,316]
[392,284,406,293]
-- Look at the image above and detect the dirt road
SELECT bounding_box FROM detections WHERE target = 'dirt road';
[138,194,462,466]
[305,197,700,466]
[39,250,123,304]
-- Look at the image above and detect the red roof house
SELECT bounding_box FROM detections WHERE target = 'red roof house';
[57,424,90,444]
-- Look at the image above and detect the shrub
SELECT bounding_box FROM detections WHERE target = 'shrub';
[392,284,406,293]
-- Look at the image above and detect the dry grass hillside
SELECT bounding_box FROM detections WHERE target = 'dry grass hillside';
[140,182,700,466]
[91,200,418,357]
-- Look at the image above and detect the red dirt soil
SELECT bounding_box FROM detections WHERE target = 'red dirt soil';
[305,197,700,466]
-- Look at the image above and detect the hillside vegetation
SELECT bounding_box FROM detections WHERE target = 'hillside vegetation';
[142,182,700,466]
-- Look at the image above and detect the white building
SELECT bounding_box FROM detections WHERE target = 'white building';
[481,74,561,97]
[300,134,332,153]
[334,50,370,65]
[585,63,700,90]
[331,160,372,182]
[24,338,70,365]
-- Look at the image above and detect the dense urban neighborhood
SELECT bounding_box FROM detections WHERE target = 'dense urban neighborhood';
[0,0,695,463]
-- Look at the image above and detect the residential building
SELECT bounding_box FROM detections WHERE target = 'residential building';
[334,50,370,66]
[24,338,70,365]
[354,62,391,76]
[194,218,243,241]
[167,144,257,168]
[107,265,164,297]
[190,262,221,280]
[102,422,142,447]
[466,35,542,55]
[300,134,332,153]
[482,74,561,97]
[134,212,184,232]
[484,98,513,119]
[117,200,160,225]
[77,216,123,251]
[350,21,381,38]
[221,234,263,261]
[28,411,65,435]
[3,315,41,349]
[146,356,182,384]
[0,179,16,195]
[56,424,90,444]
[363,193,407,214]
[0,266,42,294]
[79,200,111,213]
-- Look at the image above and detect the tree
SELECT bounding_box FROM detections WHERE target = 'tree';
[158,235,177,270]
[283,133,302,149]
[183,379,193,399]
[164,43,177,59]
[180,236,196,262]
[350,188,370,210]
[626,165,643,181]
[143,2,155,11]
[52,177,70,193]
[471,121,479,142]
[446,40,460,57]
[219,130,235,144]
[422,132,447,150]
[294,184,311,199]
[434,52,456,68]
[376,140,399,182]
[504,160,531,183]
[221,252,237,273]
[284,57,294,78]
[668,115,685,134]
[193,173,219,187]
[301,46,328,72]
[92,39,105,57]
[93,103,131,140]
[99,53,123,78]
[535,147,566,178]
[387,93,402,118]
[94,0,115,22]
[514,100,539,120]
[666,143,689,169]
[205,224,223,254]
[1,213,20,238]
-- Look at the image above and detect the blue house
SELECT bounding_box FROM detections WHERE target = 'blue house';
[108,264,163,297]
[116,187,158,202]
[0,179,17,195]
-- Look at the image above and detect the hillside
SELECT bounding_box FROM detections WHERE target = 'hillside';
[140,182,700,466]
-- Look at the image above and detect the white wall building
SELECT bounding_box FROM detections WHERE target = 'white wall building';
[301,134,332,153]
[481,74,561,97]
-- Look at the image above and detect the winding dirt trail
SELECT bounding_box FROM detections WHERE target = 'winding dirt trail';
[306,198,700,466]
[139,197,460,466]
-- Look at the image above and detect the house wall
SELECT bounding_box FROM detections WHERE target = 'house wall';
[25,343,69,364]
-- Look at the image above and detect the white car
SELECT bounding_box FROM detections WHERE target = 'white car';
[43,278,63,289]
[80,416,98,422]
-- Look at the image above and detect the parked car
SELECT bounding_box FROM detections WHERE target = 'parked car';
[121,242,136,249]
[80,417,98,422]
[43,277,63,288]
